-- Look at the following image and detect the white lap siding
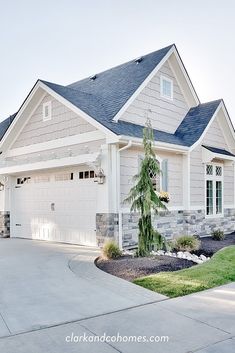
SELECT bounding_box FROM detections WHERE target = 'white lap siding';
[120,60,189,133]
[224,165,234,207]
[190,146,204,207]
[120,147,183,207]
[190,116,234,208]
[12,94,96,148]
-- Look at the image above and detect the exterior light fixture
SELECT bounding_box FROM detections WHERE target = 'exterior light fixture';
[0,182,4,191]
[95,169,105,184]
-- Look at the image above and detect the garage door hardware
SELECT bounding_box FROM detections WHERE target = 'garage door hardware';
[15,224,22,226]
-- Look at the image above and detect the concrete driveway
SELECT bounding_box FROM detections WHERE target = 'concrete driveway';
[0,238,234,353]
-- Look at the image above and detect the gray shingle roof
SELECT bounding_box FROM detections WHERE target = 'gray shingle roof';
[0,113,17,141]
[0,45,225,148]
[68,44,174,120]
[41,80,187,146]
[202,145,235,157]
[175,100,222,146]
[42,80,222,147]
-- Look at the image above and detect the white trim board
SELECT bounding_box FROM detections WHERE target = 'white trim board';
[0,81,117,153]
[190,101,235,153]
[0,153,99,175]
[113,45,200,122]
[118,135,189,153]
[6,130,105,158]
[0,83,44,149]
[202,146,235,166]
[112,46,175,123]
[40,81,116,138]
[189,102,223,152]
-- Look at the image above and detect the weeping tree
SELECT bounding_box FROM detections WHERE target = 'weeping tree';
[125,119,166,256]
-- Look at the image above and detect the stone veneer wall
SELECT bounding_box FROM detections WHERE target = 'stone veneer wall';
[96,213,119,247]
[183,208,235,236]
[121,208,235,247]
[0,211,10,238]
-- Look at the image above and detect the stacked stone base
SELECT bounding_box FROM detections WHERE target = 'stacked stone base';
[0,211,10,238]
[95,208,235,248]
[96,213,119,247]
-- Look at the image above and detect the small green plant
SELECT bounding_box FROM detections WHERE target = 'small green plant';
[102,240,122,259]
[211,229,225,241]
[173,235,201,252]
[152,231,164,250]
[152,232,172,251]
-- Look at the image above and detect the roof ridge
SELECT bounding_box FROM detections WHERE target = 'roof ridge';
[67,44,174,87]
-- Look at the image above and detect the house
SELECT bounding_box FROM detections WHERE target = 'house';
[0,44,235,248]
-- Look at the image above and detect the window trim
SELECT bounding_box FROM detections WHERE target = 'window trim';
[160,75,173,100]
[43,101,52,121]
[205,162,224,218]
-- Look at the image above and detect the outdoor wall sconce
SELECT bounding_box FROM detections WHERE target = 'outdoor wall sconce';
[0,182,4,191]
[95,169,105,184]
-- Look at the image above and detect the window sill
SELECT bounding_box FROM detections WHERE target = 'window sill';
[205,213,224,219]
[160,94,173,101]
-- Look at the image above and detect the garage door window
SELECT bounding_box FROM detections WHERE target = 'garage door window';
[34,175,50,183]
[17,177,31,185]
[55,173,73,181]
[79,170,95,179]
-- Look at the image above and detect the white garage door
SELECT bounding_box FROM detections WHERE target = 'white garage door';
[11,170,97,246]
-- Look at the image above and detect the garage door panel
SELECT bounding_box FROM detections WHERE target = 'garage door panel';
[11,174,97,246]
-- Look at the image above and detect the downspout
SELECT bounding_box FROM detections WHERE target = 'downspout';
[117,140,132,249]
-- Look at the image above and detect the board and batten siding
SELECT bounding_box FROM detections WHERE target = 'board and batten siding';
[190,116,234,207]
[120,147,183,207]
[120,60,189,133]
[12,94,97,148]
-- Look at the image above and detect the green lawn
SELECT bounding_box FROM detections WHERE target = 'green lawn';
[133,246,235,298]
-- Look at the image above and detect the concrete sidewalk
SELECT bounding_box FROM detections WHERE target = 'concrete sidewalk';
[0,239,234,352]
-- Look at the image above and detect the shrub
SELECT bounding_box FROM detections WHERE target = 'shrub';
[211,229,225,241]
[152,231,165,250]
[152,232,172,252]
[102,240,122,259]
[173,235,201,252]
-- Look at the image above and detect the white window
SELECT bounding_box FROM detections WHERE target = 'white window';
[160,76,173,100]
[205,164,223,217]
[43,101,52,121]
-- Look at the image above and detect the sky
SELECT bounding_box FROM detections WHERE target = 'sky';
[0,0,235,124]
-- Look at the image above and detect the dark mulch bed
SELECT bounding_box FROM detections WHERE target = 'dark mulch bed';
[194,232,235,257]
[96,233,235,282]
[96,255,195,282]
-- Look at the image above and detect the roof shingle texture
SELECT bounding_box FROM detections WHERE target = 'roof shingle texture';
[0,45,223,147]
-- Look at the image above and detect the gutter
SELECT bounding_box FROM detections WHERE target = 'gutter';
[118,140,132,153]
[118,135,189,153]
[117,140,132,249]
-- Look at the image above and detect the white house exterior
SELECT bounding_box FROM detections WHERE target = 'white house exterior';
[1,44,235,248]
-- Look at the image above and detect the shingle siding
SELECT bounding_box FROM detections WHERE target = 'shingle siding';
[120,147,183,207]
[12,94,96,148]
[120,61,189,133]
